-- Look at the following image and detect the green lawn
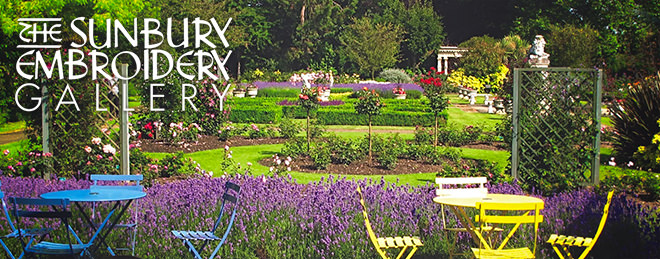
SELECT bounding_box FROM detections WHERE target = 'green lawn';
[0,139,32,153]
[0,121,26,134]
[446,107,503,131]
[146,144,510,186]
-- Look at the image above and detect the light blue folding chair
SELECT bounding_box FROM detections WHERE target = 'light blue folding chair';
[171,181,240,259]
[90,174,143,256]
[10,197,115,258]
[0,181,52,259]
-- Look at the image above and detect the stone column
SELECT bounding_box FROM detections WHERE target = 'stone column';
[444,57,448,74]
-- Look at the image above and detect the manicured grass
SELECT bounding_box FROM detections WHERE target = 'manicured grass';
[0,139,32,153]
[601,116,612,127]
[0,121,26,134]
[446,107,503,131]
[145,144,510,186]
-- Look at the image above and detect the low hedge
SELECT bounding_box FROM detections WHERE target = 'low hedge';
[317,109,447,126]
[256,88,300,98]
[229,106,283,123]
[330,88,353,93]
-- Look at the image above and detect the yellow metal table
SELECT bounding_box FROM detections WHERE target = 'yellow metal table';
[433,194,544,249]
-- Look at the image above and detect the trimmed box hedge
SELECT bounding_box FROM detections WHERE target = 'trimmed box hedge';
[316,109,447,126]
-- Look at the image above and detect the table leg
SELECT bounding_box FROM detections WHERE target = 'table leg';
[73,201,120,255]
[90,199,134,255]
[449,206,491,250]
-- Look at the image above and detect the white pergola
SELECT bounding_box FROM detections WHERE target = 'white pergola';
[437,46,468,74]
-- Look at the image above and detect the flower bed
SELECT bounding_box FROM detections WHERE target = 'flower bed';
[253,81,424,93]
[1,176,658,258]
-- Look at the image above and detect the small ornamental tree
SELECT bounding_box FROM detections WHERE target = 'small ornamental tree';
[354,87,384,160]
[298,86,321,152]
[415,67,450,146]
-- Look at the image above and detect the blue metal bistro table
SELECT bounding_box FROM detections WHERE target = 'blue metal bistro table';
[41,189,146,255]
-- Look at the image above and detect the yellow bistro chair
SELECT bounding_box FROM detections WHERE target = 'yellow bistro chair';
[471,200,544,259]
[356,187,423,259]
[546,191,614,259]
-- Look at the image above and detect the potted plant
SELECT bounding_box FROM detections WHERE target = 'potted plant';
[319,86,331,101]
[233,85,246,98]
[246,84,258,98]
[392,86,406,99]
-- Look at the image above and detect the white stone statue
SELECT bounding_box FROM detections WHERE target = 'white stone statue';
[528,35,550,67]
[529,35,549,59]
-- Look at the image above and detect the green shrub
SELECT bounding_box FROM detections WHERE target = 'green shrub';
[279,116,301,139]
[247,124,270,139]
[257,88,300,97]
[310,120,327,139]
[317,110,441,126]
[375,134,406,169]
[611,76,660,171]
[281,137,307,158]
[379,68,413,83]
[330,88,353,93]
[229,107,283,124]
[216,124,237,141]
[600,169,660,200]
[414,126,434,145]
[405,144,434,161]
[282,105,316,119]
[327,135,364,165]
[311,143,332,169]
[406,90,423,99]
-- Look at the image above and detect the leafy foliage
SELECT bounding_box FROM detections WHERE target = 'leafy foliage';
[340,18,403,79]
[379,69,412,83]
[546,24,600,68]
[611,76,660,171]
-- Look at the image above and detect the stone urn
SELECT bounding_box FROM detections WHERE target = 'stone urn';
[494,99,505,114]
[395,93,406,99]
[233,89,246,98]
[246,87,258,98]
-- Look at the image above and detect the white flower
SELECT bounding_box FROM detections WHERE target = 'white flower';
[608,157,616,166]
[247,162,252,166]
[102,144,116,155]
[276,159,281,165]
[287,167,291,171]
[269,166,274,172]
[285,160,290,166]
[91,137,102,145]
[627,161,634,167]
[227,154,232,159]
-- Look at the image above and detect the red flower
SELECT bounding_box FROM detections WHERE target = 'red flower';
[430,67,436,71]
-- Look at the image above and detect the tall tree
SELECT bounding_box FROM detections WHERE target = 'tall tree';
[399,2,446,69]
[340,17,403,79]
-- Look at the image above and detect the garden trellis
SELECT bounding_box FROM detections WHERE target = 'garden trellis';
[511,68,603,193]
[43,64,131,175]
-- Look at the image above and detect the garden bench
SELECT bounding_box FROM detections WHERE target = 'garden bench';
[468,93,491,105]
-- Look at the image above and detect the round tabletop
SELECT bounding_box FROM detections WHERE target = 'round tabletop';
[433,193,544,208]
[40,189,146,202]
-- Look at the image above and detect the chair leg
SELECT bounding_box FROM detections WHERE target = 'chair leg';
[0,239,16,259]
[183,239,204,259]
[405,246,419,259]
[562,245,575,259]
[395,246,408,259]
[550,244,565,259]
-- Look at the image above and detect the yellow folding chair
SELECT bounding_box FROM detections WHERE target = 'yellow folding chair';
[471,200,544,259]
[546,191,614,259]
[356,187,423,259]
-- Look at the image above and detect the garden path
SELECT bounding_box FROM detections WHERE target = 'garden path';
[0,131,26,145]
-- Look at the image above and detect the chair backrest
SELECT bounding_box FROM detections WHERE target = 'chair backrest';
[90,174,143,192]
[579,190,614,259]
[435,177,488,197]
[475,201,544,252]
[212,181,241,244]
[356,186,389,257]
[10,197,115,255]
[0,181,17,232]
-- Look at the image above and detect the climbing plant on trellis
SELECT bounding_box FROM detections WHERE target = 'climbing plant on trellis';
[25,75,123,177]
[511,68,603,194]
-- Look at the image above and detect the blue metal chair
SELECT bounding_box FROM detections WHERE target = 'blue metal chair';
[90,174,143,256]
[171,181,240,259]
[0,181,52,259]
[9,197,115,258]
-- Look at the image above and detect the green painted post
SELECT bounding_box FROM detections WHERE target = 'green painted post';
[120,64,130,175]
[511,69,520,180]
[592,70,604,185]
[41,85,50,179]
